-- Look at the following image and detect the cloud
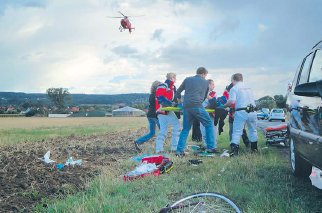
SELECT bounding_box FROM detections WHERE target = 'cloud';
[210,18,240,40]
[0,0,47,15]
[0,0,322,98]
[111,45,139,57]
[151,29,164,42]
[258,24,268,32]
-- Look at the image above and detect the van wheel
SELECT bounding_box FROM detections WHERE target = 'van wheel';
[290,138,312,177]
[282,119,285,122]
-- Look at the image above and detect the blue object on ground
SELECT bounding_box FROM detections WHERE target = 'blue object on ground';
[56,163,64,170]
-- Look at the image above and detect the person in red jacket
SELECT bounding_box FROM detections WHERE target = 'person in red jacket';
[154,73,180,153]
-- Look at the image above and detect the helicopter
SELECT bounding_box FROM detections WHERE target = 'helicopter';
[107,11,143,34]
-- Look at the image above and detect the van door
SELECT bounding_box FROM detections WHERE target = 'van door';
[303,49,322,166]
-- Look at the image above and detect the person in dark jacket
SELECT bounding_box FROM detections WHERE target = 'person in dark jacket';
[175,67,217,156]
[134,80,161,151]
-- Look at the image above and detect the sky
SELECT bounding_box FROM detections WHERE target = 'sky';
[0,0,322,98]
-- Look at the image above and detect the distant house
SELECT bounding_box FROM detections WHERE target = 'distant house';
[6,106,15,112]
[112,106,146,117]
[70,106,80,113]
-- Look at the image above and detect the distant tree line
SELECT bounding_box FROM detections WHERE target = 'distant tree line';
[0,92,149,106]
[255,95,287,110]
[0,90,287,115]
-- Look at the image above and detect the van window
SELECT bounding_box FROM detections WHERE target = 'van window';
[309,49,322,82]
[298,53,313,85]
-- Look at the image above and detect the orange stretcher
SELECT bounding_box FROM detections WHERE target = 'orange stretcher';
[265,124,288,145]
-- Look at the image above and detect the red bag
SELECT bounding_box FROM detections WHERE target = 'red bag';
[141,155,166,164]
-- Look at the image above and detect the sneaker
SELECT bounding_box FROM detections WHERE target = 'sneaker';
[133,141,141,152]
[175,152,186,157]
[229,143,239,157]
[206,148,220,154]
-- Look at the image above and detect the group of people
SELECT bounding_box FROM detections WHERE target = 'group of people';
[134,67,258,156]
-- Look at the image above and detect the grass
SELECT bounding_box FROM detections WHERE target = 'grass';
[0,117,147,146]
[31,123,322,213]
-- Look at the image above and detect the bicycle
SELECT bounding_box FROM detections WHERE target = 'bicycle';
[159,192,242,213]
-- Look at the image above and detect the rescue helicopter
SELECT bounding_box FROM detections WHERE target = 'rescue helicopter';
[107,11,143,34]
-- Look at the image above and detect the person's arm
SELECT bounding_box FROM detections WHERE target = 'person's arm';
[175,79,185,103]
[223,99,235,107]
[203,87,209,101]
[223,86,236,108]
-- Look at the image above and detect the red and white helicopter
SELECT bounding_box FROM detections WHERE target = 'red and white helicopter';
[107,11,143,34]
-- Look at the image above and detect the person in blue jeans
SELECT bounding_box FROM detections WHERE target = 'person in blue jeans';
[134,80,161,151]
[175,67,218,156]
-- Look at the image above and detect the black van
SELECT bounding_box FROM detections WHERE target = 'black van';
[287,40,322,177]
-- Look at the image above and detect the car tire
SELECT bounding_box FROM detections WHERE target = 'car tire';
[282,119,285,122]
[290,137,312,177]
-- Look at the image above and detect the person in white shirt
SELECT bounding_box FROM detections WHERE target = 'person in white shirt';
[223,73,258,156]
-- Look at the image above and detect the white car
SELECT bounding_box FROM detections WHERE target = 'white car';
[268,108,285,122]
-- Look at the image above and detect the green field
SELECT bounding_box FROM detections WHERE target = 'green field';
[0,117,147,146]
[1,117,321,212]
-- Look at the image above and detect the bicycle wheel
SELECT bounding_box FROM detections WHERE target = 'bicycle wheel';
[159,192,242,213]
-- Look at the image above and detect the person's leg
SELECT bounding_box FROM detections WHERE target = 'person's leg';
[229,121,233,141]
[242,127,250,147]
[176,109,193,154]
[246,112,258,151]
[168,111,181,151]
[199,122,207,147]
[230,111,247,155]
[229,116,234,142]
[197,108,215,149]
[192,120,202,141]
[155,114,169,153]
[135,117,156,144]
[156,118,160,129]
[211,116,217,147]
[231,112,247,145]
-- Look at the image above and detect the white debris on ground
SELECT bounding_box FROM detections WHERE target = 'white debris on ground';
[38,151,55,164]
[310,167,322,189]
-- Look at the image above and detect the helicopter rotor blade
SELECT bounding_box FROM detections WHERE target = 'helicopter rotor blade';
[118,11,126,17]
[127,15,145,18]
[106,16,123,18]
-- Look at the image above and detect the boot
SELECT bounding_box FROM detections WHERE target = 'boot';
[229,143,239,157]
[251,141,258,153]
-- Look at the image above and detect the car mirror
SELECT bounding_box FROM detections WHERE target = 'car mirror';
[294,80,322,97]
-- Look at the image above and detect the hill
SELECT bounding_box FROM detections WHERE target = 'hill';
[0,92,149,106]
